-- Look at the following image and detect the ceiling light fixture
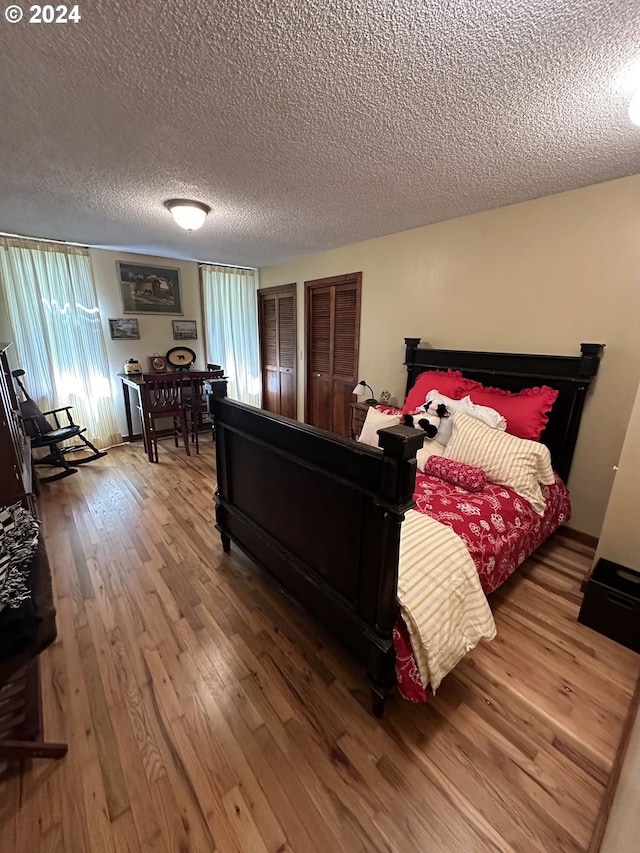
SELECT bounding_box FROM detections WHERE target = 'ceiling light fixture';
[164,199,211,231]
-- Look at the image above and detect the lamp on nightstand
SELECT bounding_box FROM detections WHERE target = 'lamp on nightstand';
[352,380,377,404]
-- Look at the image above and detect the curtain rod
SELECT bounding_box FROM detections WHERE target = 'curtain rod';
[0,231,257,270]
[0,231,89,249]
[198,262,257,271]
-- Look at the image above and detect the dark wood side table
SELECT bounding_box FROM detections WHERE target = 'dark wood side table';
[578,559,640,653]
[349,401,378,440]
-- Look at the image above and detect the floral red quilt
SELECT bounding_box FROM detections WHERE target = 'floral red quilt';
[394,472,570,702]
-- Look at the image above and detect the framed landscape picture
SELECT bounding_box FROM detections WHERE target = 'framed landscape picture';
[117,261,183,315]
[109,318,140,340]
[172,320,197,340]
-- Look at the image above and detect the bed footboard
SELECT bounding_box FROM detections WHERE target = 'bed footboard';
[213,399,424,715]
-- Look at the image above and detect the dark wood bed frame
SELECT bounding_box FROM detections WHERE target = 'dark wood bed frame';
[213,340,604,715]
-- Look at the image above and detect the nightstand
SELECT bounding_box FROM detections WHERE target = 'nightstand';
[349,401,377,440]
[578,559,640,653]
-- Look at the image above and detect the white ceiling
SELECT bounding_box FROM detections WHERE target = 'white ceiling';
[1,0,639,268]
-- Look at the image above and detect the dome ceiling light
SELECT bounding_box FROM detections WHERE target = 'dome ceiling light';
[164,199,211,231]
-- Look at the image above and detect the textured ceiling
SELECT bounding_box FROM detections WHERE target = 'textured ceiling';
[1,0,639,268]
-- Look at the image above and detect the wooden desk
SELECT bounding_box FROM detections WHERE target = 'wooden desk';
[118,372,227,448]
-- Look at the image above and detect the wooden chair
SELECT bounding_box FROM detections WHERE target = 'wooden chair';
[139,373,191,463]
[181,370,225,454]
[11,369,107,482]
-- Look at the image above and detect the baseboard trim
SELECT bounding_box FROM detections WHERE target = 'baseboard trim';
[558,525,599,550]
[588,674,640,852]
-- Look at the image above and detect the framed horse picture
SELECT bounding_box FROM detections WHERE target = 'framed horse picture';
[117,261,183,315]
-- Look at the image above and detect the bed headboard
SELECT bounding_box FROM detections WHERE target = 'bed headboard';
[404,339,605,483]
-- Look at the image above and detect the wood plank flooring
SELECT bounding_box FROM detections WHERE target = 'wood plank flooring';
[1,439,639,852]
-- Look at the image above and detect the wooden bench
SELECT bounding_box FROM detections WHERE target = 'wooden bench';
[0,539,67,760]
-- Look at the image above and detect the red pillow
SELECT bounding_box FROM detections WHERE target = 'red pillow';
[423,456,487,492]
[403,370,476,413]
[467,384,558,441]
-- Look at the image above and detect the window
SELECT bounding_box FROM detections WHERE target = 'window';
[201,265,261,407]
[0,237,120,448]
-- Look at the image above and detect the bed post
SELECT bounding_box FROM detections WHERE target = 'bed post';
[579,342,605,378]
[555,343,605,482]
[213,385,232,553]
[367,424,424,717]
[404,337,421,400]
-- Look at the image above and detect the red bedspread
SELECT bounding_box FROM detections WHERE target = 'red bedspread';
[394,472,570,702]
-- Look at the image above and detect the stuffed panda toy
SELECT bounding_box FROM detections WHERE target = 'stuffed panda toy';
[402,400,450,439]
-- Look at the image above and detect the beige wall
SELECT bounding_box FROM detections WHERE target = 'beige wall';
[595,380,640,571]
[260,176,640,537]
[89,249,204,437]
[600,705,640,853]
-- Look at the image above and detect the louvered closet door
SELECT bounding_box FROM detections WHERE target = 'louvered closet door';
[277,293,296,418]
[331,284,359,436]
[305,273,361,437]
[258,284,297,418]
[307,286,334,431]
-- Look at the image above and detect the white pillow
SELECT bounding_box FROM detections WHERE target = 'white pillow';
[426,389,507,446]
[358,407,401,447]
[416,441,446,472]
[444,412,554,515]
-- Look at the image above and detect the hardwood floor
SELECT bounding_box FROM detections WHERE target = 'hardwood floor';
[1,439,639,852]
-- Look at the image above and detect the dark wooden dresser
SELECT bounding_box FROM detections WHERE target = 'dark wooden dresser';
[0,343,66,760]
[0,342,36,512]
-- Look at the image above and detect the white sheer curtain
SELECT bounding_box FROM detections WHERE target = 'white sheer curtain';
[0,237,121,448]
[201,264,261,407]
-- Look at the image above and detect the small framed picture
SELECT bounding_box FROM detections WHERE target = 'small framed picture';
[172,320,197,340]
[109,318,140,340]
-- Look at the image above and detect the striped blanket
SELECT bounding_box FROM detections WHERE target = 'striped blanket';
[397,509,496,692]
